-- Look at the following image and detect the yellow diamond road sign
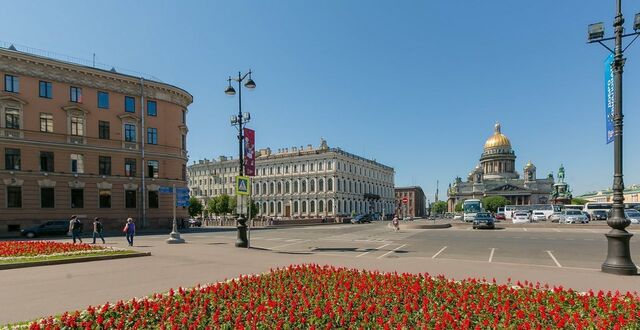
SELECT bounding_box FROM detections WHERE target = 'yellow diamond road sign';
[236,176,250,196]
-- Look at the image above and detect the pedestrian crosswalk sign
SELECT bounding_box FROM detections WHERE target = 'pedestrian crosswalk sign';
[236,176,250,196]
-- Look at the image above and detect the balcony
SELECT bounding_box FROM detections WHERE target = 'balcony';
[0,128,23,139]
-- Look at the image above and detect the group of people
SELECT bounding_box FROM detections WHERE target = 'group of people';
[68,215,136,246]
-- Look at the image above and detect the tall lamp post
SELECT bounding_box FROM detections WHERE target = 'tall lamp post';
[225,70,256,248]
[588,1,640,275]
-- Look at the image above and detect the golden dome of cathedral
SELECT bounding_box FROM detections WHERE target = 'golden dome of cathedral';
[484,122,511,149]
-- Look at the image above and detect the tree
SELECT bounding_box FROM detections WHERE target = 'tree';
[206,198,218,215]
[188,197,203,218]
[431,201,448,215]
[481,196,509,213]
[454,201,463,213]
[571,197,588,205]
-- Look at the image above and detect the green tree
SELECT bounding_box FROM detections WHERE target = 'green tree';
[206,198,219,215]
[188,197,203,218]
[431,201,448,215]
[215,195,232,215]
[571,197,588,205]
[454,201,463,213]
[481,196,509,213]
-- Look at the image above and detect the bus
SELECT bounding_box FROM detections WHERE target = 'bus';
[583,202,640,216]
[463,199,483,222]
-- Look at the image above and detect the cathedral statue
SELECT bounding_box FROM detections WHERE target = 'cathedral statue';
[557,164,565,183]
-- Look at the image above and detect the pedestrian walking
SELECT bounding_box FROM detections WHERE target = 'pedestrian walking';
[92,217,106,244]
[68,215,83,243]
[123,218,136,246]
[392,216,400,231]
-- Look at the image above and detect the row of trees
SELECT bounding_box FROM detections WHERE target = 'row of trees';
[188,195,258,219]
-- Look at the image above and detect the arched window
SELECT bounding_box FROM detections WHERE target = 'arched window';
[319,200,324,213]
[318,179,324,192]
[269,182,274,194]
[328,200,333,214]
[262,183,267,195]
[262,202,267,215]
[277,201,282,214]
[310,180,315,192]
[337,179,341,192]
[285,181,290,194]
[310,200,316,213]
[293,201,299,213]
[302,201,307,213]
[293,181,299,193]
[269,202,274,214]
[327,178,333,191]
[277,182,282,194]
[302,180,307,193]
[254,183,260,195]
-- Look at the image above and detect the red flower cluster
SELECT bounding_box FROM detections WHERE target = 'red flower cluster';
[28,264,640,329]
[0,241,104,258]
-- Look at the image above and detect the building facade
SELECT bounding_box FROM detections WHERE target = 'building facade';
[0,46,192,235]
[447,123,554,211]
[394,186,426,218]
[188,139,395,218]
[579,184,640,203]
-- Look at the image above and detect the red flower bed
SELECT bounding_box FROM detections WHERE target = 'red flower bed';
[0,241,104,258]
[28,264,640,329]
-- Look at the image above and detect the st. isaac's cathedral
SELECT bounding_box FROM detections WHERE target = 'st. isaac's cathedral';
[447,123,555,211]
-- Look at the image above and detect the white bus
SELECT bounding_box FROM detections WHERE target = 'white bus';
[583,202,640,216]
[463,199,483,222]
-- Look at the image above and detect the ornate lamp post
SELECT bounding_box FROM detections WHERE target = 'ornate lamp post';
[225,70,256,248]
[588,1,640,275]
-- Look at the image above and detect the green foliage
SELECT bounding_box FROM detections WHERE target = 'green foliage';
[207,195,233,215]
[431,201,448,215]
[481,196,509,213]
[188,197,203,217]
[570,197,588,205]
[454,201,463,213]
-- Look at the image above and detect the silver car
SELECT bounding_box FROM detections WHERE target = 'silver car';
[560,210,588,224]
[626,209,640,224]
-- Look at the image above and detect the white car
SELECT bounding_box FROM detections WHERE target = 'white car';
[560,210,589,224]
[626,209,640,224]
[453,214,463,221]
[512,212,530,224]
[531,211,546,222]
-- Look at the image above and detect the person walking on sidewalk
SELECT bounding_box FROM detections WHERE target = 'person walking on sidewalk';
[123,218,136,246]
[392,215,400,232]
[92,217,106,244]
[68,215,83,244]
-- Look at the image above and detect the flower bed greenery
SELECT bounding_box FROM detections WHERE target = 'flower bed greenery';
[23,264,640,329]
[0,241,132,265]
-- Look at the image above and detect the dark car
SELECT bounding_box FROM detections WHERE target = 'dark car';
[592,210,608,221]
[350,214,372,224]
[21,220,69,238]
[472,212,495,229]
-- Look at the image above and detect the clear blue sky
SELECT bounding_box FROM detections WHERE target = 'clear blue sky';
[3,0,640,197]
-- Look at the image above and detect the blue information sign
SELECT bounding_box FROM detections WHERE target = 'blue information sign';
[605,54,615,144]
[159,186,173,194]
[176,187,190,207]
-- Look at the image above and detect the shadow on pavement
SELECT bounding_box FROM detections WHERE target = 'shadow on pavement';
[311,247,359,252]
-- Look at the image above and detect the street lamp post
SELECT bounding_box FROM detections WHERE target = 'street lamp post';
[225,70,256,248]
[589,0,640,275]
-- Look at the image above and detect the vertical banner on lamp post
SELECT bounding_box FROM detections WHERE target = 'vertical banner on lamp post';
[243,128,256,176]
[605,53,615,144]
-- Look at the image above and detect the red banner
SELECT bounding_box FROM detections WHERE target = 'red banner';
[243,128,256,176]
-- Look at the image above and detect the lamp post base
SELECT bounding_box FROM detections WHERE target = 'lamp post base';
[166,218,185,244]
[602,229,637,275]
[236,216,248,248]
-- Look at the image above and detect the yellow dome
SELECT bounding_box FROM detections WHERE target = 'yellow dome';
[484,122,511,149]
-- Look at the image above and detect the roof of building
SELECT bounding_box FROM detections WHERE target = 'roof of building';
[484,122,512,149]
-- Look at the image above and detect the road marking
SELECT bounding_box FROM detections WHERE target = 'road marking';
[489,248,495,263]
[553,228,561,233]
[270,240,308,250]
[432,246,447,259]
[357,243,390,257]
[522,228,528,232]
[377,244,407,259]
[564,238,575,241]
[266,238,286,241]
[546,251,562,268]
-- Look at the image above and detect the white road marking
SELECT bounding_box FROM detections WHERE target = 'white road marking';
[546,251,562,268]
[432,246,447,259]
[266,238,285,241]
[553,228,561,233]
[286,239,304,242]
[489,248,495,263]
[522,228,528,232]
[377,244,407,259]
[270,240,308,250]
[357,243,390,257]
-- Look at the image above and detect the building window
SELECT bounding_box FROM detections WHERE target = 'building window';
[70,154,84,173]
[182,109,186,123]
[40,113,53,132]
[319,179,324,192]
[310,163,315,171]
[99,156,111,175]
[285,181,290,194]
[71,189,84,208]
[147,160,159,178]
[302,201,307,213]
[41,188,54,208]
[70,116,84,136]
[125,190,137,208]
[293,181,299,193]
[125,96,135,113]
[328,178,333,191]
[310,201,316,213]
[147,127,158,145]
[125,124,136,142]
[7,187,22,207]
[4,75,19,93]
[148,191,159,208]
[302,181,307,193]
[70,86,82,103]
[5,148,20,170]
[318,162,323,171]
[98,121,110,139]
[99,190,111,208]
[40,151,54,172]
[181,134,186,150]
[319,200,324,213]
[98,91,110,109]
[310,180,315,192]
[182,164,186,181]
[147,100,157,116]
[125,158,136,177]
[5,108,20,129]
[39,81,52,98]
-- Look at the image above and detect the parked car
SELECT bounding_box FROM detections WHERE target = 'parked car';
[472,212,495,229]
[592,210,608,221]
[20,220,69,238]
[188,218,202,227]
[560,210,589,224]
[531,211,547,222]
[582,211,592,222]
[625,209,640,224]
[549,212,562,223]
[495,213,506,221]
[351,214,372,224]
[512,212,530,224]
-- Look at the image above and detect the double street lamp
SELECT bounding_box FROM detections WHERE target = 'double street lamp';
[225,70,256,248]
[588,0,640,275]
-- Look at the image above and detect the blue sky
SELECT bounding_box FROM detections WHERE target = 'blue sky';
[3,0,640,197]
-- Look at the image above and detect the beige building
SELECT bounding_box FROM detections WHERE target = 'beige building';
[579,184,640,203]
[0,46,192,235]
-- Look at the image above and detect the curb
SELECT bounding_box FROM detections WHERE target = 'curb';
[0,252,151,270]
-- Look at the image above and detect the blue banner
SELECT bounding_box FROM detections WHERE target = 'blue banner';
[605,54,615,144]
